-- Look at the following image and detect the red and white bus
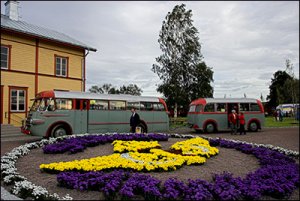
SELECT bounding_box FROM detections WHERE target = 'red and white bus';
[21,90,169,137]
[187,98,265,133]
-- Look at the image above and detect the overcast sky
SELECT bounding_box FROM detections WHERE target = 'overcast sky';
[1,1,299,100]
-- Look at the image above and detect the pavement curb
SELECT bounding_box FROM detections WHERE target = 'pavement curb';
[1,186,22,200]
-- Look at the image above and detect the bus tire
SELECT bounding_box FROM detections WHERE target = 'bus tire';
[205,123,216,133]
[248,121,258,132]
[138,123,147,133]
[51,124,67,138]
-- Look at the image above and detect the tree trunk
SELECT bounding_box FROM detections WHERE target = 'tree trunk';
[174,103,178,118]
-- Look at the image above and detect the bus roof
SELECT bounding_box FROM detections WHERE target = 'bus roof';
[36,90,163,103]
[190,98,260,105]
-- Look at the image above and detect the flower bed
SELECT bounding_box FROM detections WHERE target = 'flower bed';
[1,133,299,200]
[40,137,215,172]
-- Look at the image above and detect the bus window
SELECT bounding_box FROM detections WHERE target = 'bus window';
[204,103,215,112]
[216,103,226,112]
[127,102,140,110]
[47,99,55,111]
[141,102,153,111]
[153,103,165,111]
[110,100,126,110]
[90,100,108,110]
[189,105,196,112]
[240,103,250,111]
[30,99,41,111]
[250,103,260,111]
[56,99,73,110]
[195,105,202,112]
[82,100,88,110]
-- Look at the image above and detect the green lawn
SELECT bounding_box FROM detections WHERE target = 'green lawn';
[170,116,299,128]
[264,116,299,127]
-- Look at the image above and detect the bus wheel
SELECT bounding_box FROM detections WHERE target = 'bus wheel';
[51,125,67,137]
[248,122,258,132]
[205,123,215,133]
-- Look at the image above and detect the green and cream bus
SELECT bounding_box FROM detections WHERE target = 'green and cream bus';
[21,90,169,137]
[187,98,265,133]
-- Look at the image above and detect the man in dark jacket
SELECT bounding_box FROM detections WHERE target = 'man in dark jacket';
[130,107,140,133]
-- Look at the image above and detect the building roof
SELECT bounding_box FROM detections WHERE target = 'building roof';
[1,14,97,52]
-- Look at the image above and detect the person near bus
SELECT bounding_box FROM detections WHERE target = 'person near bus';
[130,107,140,133]
[273,110,278,121]
[229,110,238,135]
[238,112,246,135]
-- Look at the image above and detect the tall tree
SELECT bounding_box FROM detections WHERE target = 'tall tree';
[284,59,299,111]
[88,85,103,94]
[88,83,142,95]
[152,4,214,117]
[119,84,143,96]
[267,70,292,108]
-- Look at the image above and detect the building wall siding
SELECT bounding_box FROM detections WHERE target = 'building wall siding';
[38,76,82,92]
[1,37,36,73]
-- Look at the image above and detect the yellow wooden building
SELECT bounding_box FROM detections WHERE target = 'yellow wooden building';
[1,1,97,126]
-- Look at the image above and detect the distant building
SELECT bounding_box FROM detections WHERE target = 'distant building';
[1,1,97,126]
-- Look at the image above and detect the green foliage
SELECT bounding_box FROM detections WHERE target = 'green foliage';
[152,4,214,112]
[267,60,299,108]
[267,70,293,107]
[88,83,143,96]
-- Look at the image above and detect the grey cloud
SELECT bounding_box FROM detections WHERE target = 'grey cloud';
[1,1,298,99]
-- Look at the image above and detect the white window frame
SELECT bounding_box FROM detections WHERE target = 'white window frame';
[10,89,26,112]
[1,45,9,69]
[55,57,67,77]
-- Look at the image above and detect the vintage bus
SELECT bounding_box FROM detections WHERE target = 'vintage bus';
[187,98,265,133]
[21,90,169,137]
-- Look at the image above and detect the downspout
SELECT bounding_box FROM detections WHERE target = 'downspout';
[82,49,90,92]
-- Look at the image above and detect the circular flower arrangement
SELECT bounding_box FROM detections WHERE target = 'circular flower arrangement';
[40,137,218,172]
[1,133,299,200]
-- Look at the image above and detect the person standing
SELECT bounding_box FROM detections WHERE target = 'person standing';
[229,110,238,135]
[130,107,140,133]
[238,112,246,135]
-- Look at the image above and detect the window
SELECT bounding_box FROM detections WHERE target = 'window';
[153,103,165,111]
[189,105,196,112]
[250,103,260,111]
[204,103,215,112]
[216,103,226,112]
[240,103,250,111]
[195,105,203,112]
[56,99,72,110]
[55,56,68,77]
[90,100,109,110]
[140,102,153,111]
[38,98,54,111]
[10,89,25,111]
[127,102,140,110]
[109,101,126,110]
[1,46,9,69]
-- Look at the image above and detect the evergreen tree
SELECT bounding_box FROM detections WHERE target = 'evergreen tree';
[152,4,213,117]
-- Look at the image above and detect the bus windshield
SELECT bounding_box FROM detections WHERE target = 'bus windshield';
[30,98,55,111]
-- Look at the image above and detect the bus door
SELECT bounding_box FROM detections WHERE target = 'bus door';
[227,103,239,127]
[73,99,88,134]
